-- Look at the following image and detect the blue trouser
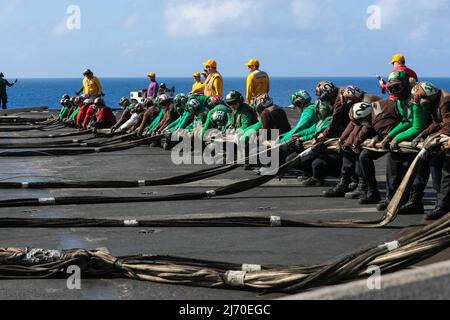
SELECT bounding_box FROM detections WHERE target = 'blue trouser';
[0,94,7,109]
[437,155,450,210]
[412,152,444,196]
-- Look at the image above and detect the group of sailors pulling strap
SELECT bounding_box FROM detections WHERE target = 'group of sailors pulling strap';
[56,54,450,222]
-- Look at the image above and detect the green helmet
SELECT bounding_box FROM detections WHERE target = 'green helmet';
[291,90,312,106]
[212,110,228,127]
[388,70,408,83]
[174,94,188,108]
[225,90,244,105]
[387,70,409,95]
[187,98,202,114]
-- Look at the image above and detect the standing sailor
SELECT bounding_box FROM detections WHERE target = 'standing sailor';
[147,72,159,99]
[0,73,18,115]
[245,59,270,105]
[191,72,205,95]
[203,60,223,98]
[379,54,418,96]
[77,69,103,98]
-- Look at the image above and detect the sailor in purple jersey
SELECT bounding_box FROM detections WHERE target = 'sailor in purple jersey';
[147,72,159,99]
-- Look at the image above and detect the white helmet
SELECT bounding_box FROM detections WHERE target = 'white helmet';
[83,98,93,105]
[350,102,372,123]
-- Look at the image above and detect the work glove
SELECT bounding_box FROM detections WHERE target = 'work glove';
[369,136,380,148]
[380,136,393,150]
[411,136,424,149]
[390,139,400,151]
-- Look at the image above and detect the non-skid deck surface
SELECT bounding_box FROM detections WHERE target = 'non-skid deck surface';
[0,110,447,300]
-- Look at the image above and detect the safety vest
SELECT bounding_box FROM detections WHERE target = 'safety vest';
[204,72,223,97]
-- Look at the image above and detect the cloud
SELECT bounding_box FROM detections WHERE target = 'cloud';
[291,0,335,30]
[163,0,257,37]
[374,0,449,42]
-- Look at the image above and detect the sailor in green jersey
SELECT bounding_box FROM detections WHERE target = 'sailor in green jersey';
[201,104,232,140]
[66,96,86,126]
[162,94,192,150]
[398,82,445,217]
[280,90,319,143]
[377,70,427,212]
[58,94,70,120]
[167,94,193,133]
[185,97,211,139]
[296,99,335,142]
[59,99,71,121]
[225,90,258,138]
[296,99,343,187]
[145,95,169,136]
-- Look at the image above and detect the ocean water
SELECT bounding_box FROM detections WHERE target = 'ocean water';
[5,77,450,109]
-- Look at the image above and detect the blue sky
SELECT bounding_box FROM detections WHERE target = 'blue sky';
[1,0,449,78]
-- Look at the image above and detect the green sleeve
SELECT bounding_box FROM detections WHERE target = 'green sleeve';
[147,110,165,135]
[240,120,262,143]
[388,121,411,139]
[240,111,256,131]
[59,107,69,120]
[299,117,332,141]
[298,123,317,141]
[394,103,431,142]
[69,107,80,121]
[280,105,318,142]
[177,112,194,130]
[201,109,215,139]
[167,118,181,133]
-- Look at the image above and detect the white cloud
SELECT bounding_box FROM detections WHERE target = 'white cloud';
[291,0,334,30]
[374,0,448,42]
[164,0,257,37]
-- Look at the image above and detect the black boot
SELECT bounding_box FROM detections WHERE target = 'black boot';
[345,181,368,200]
[299,177,325,187]
[376,200,390,212]
[398,192,425,215]
[425,207,449,221]
[324,177,350,198]
[359,190,381,205]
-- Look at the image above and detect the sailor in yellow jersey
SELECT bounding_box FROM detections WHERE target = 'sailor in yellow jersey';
[202,59,223,97]
[77,69,103,98]
[191,72,205,95]
[245,59,270,104]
